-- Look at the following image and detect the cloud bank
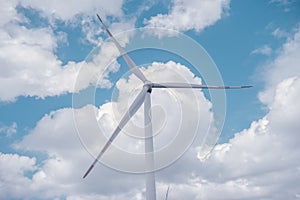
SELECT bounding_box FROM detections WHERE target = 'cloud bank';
[1,0,300,199]
[2,27,300,198]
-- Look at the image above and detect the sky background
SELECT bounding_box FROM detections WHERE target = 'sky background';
[0,0,300,199]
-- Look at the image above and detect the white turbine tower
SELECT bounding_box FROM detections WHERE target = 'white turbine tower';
[83,14,252,200]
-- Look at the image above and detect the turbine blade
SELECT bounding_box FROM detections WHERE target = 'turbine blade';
[83,86,148,178]
[151,83,252,89]
[96,14,147,83]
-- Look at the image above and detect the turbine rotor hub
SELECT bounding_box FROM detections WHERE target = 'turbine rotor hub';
[144,81,153,93]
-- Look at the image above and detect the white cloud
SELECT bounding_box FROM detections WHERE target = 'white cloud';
[0,153,37,199]
[0,0,19,26]
[0,31,106,101]
[145,0,230,32]
[15,0,131,47]
[19,0,124,21]
[272,27,290,39]
[251,45,272,56]
[0,1,125,101]
[259,28,300,105]
[0,122,17,137]
[80,14,136,45]
[196,77,300,199]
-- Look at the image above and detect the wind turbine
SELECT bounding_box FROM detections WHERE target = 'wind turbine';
[83,14,252,200]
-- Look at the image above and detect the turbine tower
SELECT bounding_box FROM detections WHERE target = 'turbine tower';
[83,14,252,200]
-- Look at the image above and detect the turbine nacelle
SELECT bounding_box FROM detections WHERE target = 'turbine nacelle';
[144,81,153,93]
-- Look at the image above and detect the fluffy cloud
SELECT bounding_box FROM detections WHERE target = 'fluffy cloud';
[193,78,300,199]
[0,1,125,101]
[0,28,119,101]
[259,28,300,105]
[145,0,230,32]
[0,153,37,199]
[19,0,124,21]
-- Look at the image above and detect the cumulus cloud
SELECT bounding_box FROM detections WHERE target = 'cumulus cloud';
[259,28,300,105]
[145,0,230,32]
[0,153,37,199]
[0,1,127,101]
[195,77,300,199]
[19,0,124,21]
[0,28,119,101]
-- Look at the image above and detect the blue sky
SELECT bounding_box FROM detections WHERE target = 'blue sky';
[0,0,300,199]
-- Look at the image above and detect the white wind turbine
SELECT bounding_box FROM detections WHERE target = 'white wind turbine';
[83,14,252,200]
